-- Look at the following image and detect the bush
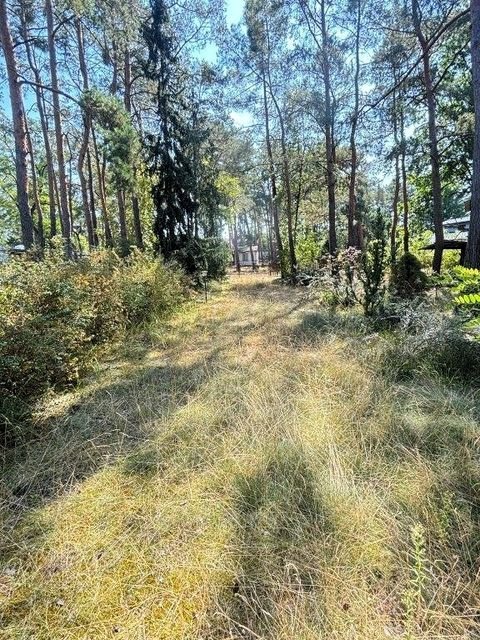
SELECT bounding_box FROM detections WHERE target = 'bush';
[0,250,187,440]
[174,237,231,284]
[296,230,322,269]
[444,266,480,335]
[380,302,480,383]
[390,252,428,299]
[358,209,388,316]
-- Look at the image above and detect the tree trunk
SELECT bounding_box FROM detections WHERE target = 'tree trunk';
[117,189,129,256]
[92,125,113,247]
[66,134,74,236]
[265,197,274,266]
[25,119,45,249]
[264,19,296,279]
[399,99,410,254]
[391,90,400,263]
[233,215,241,273]
[466,0,480,267]
[78,127,95,248]
[110,39,119,94]
[412,0,443,272]
[262,63,285,277]
[270,94,296,277]
[293,147,304,244]
[75,18,96,249]
[40,89,58,239]
[0,0,34,248]
[86,148,98,245]
[320,0,337,255]
[45,0,71,255]
[109,47,130,255]
[124,49,144,250]
[20,0,57,239]
[348,0,363,249]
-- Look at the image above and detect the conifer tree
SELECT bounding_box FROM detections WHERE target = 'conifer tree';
[143,0,198,257]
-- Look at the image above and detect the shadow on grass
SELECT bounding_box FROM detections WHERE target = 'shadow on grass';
[2,267,310,561]
[231,276,296,302]
[284,310,370,346]
[283,306,480,585]
[211,444,329,639]
[0,338,232,561]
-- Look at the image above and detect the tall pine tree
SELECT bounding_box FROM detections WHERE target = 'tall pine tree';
[143,0,198,257]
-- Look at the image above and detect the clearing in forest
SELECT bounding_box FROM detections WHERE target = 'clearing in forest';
[1,274,479,639]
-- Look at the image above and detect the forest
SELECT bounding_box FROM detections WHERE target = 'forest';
[1,0,480,638]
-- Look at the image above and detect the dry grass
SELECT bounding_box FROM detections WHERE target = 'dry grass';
[1,273,479,639]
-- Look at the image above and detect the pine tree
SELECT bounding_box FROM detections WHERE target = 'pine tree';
[143,0,198,257]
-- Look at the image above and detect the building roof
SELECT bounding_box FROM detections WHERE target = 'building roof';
[443,216,470,227]
[237,245,260,252]
[421,239,467,250]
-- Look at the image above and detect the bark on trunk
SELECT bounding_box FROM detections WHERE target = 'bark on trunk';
[270,94,296,276]
[124,49,144,250]
[265,198,274,266]
[66,135,74,236]
[264,19,297,278]
[399,101,410,254]
[45,0,71,255]
[25,119,44,249]
[117,189,129,255]
[76,18,96,249]
[320,0,337,255]
[466,0,480,267]
[262,64,285,277]
[233,215,241,273]
[412,0,443,272]
[391,90,400,263]
[348,0,363,249]
[0,0,34,248]
[20,0,57,239]
[294,148,304,244]
[92,125,113,247]
[86,148,98,245]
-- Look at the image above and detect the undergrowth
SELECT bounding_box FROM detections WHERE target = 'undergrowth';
[0,250,188,443]
[0,274,479,639]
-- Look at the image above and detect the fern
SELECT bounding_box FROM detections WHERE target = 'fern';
[450,268,480,329]
[454,293,480,307]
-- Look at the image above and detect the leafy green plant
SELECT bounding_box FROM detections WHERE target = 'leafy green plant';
[358,209,388,316]
[174,237,230,283]
[391,252,429,299]
[449,266,480,332]
[310,211,388,316]
[296,230,322,269]
[0,251,188,442]
[402,523,428,639]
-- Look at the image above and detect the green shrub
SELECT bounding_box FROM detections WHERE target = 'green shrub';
[358,209,388,316]
[174,237,231,284]
[390,252,428,299]
[117,250,187,325]
[446,266,480,334]
[0,250,187,440]
[296,230,322,269]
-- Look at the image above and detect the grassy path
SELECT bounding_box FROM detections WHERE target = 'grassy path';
[1,274,479,639]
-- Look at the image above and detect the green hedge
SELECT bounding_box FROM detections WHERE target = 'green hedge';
[0,250,187,438]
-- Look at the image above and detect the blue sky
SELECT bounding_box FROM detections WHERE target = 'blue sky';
[197,0,245,63]
[226,0,245,26]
